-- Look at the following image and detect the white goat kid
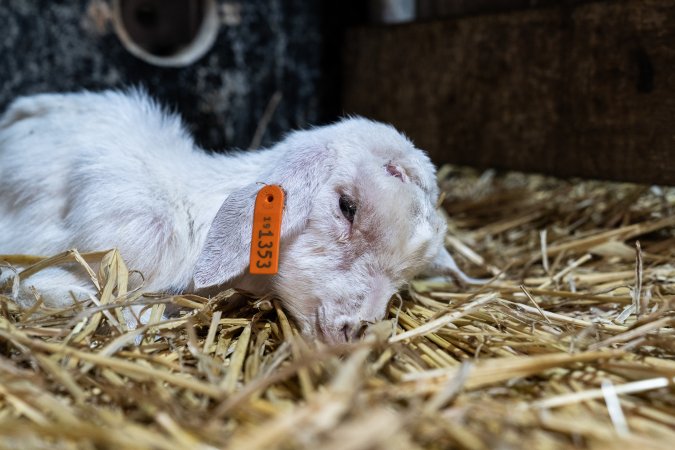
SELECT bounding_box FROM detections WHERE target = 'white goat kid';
[0,90,473,343]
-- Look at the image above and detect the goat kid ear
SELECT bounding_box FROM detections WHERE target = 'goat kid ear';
[193,143,335,290]
[423,246,489,286]
[192,183,259,289]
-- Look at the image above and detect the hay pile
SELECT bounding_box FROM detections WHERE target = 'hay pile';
[1,166,673,450]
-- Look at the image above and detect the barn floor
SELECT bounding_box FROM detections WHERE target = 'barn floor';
[0,166,674,449]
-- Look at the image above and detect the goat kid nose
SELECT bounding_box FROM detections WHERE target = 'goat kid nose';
[339,319,370,343]
[322,318,367,344]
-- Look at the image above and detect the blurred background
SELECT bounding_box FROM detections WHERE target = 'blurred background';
[1,0,673,184]
[0,0,364,150]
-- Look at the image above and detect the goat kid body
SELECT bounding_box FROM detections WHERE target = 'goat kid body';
[0,91,266,297]
[0,90,471,342]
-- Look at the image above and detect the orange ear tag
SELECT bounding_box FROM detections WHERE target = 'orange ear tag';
[249,185,284,275]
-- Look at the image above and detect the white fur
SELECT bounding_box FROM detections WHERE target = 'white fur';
[0,89,471,343]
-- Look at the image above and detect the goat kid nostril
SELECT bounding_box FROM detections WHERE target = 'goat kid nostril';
[357,321,371,338]
[341,324,351,342]
[340,321,362,342]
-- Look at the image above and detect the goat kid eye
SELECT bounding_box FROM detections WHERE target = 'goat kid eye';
[339,194,357,223]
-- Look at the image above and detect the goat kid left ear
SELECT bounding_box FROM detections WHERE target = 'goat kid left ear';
[192,142,335,290]
[423,246,489,286]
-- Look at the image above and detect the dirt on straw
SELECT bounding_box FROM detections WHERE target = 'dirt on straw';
[0,166,674,450]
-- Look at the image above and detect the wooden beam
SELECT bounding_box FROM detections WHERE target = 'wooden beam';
[343,0,675,185]
[414,0,599,20]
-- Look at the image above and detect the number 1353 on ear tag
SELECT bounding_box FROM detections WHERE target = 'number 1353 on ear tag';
[250,185,284,275]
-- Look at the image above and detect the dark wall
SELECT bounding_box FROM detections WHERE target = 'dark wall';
[344,0,675,185]
[0,0,345,150]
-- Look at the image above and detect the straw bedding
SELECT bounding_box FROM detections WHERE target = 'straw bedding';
[0,166,673,450]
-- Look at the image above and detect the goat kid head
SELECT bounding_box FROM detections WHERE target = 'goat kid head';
[194,118,459,343]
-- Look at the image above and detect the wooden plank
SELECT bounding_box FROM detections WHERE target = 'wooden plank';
[414,0,598,20]
[369,0,601,23]
[343,0,675,185]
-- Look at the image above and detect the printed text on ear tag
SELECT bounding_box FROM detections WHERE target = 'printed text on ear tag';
[250,185,284,275]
